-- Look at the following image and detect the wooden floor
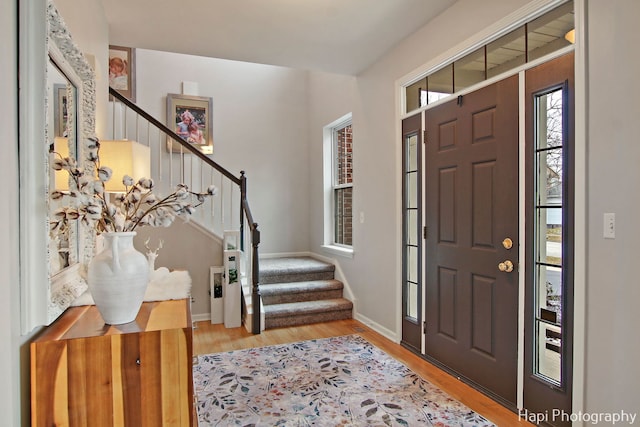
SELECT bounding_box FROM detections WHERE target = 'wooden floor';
[193,318,533,427]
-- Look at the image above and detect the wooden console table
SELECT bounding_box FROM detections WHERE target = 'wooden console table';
[31,299,193,426]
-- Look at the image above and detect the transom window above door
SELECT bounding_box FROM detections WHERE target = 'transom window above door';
[404,0,575,114]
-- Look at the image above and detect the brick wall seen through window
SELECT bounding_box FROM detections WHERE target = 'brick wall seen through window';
[334,124,353,246]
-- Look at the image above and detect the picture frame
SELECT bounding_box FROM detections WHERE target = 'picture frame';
[209,266,224,324]
[53,83,68,138]
[108,45,136,102]
[166,93,214,154]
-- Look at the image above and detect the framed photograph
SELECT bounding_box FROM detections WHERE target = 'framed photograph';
[209,266,224,324]
[166,93,214,154]
[53,84,68,137]
[108,45,136,102]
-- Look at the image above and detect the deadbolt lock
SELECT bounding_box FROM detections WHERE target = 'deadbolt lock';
[502,238,513,250]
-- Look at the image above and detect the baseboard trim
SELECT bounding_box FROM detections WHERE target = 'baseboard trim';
[192,313,211,323]
[193,302,400,347]
[354,312,399,344]
[178,216,224,244]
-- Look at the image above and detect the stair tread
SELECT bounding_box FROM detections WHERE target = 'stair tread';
[258,257,352,329]
[264,298,353,317]
[260,279,343,296]
[260,257,334,276]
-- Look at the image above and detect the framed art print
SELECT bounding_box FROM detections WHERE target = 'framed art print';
[166,93,214,154]
[53,83,68,138]
[108,45,136,102]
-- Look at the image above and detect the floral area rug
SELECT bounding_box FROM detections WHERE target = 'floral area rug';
[193,335,496,426]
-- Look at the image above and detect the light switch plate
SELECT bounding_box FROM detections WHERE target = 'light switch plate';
[604,213,615,239]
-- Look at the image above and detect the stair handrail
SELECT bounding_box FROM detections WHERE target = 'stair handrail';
[109,88,240,185]
[109,87,262,334]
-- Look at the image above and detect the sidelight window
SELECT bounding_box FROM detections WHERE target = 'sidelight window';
[403,133,420,321]
[533,87,566,385]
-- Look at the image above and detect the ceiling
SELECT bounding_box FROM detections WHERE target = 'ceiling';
[101,0,458,75]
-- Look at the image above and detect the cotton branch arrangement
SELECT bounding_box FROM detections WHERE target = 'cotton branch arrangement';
[50,137,217,236]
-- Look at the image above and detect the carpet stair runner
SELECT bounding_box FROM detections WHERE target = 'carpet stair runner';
[260,257,353,329]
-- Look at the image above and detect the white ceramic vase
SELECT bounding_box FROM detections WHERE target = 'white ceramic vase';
[88,232,149,325]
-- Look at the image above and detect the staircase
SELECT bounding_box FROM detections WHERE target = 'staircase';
[108,88,262,334]
[260,257,353,329]
[107,89,351,334]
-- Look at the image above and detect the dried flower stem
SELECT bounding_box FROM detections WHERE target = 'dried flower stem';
[50,138,217,236]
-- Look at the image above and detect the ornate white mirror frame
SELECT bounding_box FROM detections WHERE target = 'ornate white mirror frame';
[19,0,96,333]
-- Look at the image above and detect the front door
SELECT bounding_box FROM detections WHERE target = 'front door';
[424,75,519,405]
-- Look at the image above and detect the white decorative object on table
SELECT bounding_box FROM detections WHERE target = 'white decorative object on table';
[87,232,148,324]
[71,267,191,307]
[144,237,164,276]
[146,268,191,300]
[50,137,217,324]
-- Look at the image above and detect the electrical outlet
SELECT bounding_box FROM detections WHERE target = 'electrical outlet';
[604,213,615,239]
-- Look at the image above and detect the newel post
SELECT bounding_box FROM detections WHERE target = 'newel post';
[240,170,261,334]
[251,225,261,334]
[240,171,247,252]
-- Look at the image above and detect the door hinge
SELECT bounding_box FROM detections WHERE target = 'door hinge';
[423,130,427,144]
[423,226,428,239]
[423,321,427,334]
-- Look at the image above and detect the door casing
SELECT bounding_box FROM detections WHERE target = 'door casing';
[400,53,576,416]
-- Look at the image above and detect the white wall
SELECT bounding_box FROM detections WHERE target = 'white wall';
[309,0,533,336]
[132,50,311,255]
[584,0,640,416]
[2,0,21,423]
[307,70,357,253]
[9,0,108,424]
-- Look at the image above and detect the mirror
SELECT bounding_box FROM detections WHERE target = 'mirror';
[47,57,79,276]
[20,0,97,332]
[45,1,97,324]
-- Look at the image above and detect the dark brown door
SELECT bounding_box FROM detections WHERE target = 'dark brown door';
[424,75,519,405]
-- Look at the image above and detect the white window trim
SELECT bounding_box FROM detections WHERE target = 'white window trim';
[322,113,354,258]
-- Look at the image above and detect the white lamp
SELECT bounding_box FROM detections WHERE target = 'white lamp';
[52,137,70,191]
[52,138,150,192]
[564,29,575,44]
[98,140,151,192]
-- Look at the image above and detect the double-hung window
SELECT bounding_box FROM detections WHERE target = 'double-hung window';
[323,114,353,256]
[333,120,353,246]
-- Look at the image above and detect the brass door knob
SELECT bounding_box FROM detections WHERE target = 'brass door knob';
[498,260,514,273]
